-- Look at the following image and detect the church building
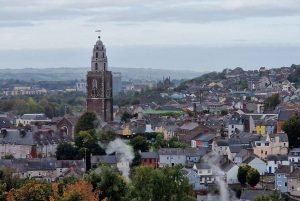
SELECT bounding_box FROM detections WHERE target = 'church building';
[86,34,113,122]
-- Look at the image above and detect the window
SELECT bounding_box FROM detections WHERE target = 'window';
[103,52,105,57]
[257,143,261,146]
[277,174,281,178]
[39,172,41,176]
[277,181,282,186]
[60,169,62,173]
[20,146,22,150]
[261,150,263,154]
[104,63,106,70]
[167,157,169,160]
[265,143,269,146]
[198,170,202,173]
[232,125,234,128]
[96,52,98,58]
[92,80,97,88]
[208,170,211,173]
[265,151,267,155]
[285,182,287,186]
[95,63,98,71]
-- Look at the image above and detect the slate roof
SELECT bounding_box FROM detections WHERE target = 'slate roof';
[140,152,159,158]
[235,149,248,158]
[288,169,300,178]
[184,148,201,156]
[0,117,11,128]
[27,158,56,170]
[216,140,229,146]
[228,113,245,125]
[0,159,27,172]
[65,116,80,125]
[21,114,49,120]
[220,162,236,172]
[192,133,215,142]
[91,155,117,165]
[56,160,84,168]
[164,124,179,132]
[243,156,256,164]
[278,110,294,121]
[229,145,242,153]
[274,165,291,174]
[0,129,34,145]
[179,122,199,130]
[267,154,288,161]
[159,148,184,155]
[240,190,272,200]
[194,163,211,169]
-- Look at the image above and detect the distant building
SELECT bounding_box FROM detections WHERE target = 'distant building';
[112,72,122,95]
[76,82,86,93]
[156,76,174,89]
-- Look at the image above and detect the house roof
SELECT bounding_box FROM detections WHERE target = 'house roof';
[216,140,229,146]
[0,117,11,128]
[194,163,211,169]
[27,158,56,170]
[274,165,291,174]
[65,116,80,125]
[0,129,34,145]
[278,110,294,121]
[21,114,49,120]
[184,148,201,156]
[267,154,288,161]
[240,190,272,200]
[179,122,199,130]
[159,148,184,155]
[91,155,117,164]
[220,162,236,172]
[235,149,248,158]
[288,169,300,178]
[229,145,242,153]
[243,156,256,164]
[140,152,159,158]
[56,160,84,168]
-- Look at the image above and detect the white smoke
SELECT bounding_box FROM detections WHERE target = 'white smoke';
[105,138,134,182]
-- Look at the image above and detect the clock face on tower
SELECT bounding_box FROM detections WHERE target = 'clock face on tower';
[106,88,111,97]
[91,87,99,98]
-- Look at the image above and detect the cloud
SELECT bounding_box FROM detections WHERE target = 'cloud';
[0,21,36,27]
[1,0,300,27]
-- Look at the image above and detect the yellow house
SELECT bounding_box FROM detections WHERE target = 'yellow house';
[155,125,178,140]
[122,124,132,135]
[255,120,266,135]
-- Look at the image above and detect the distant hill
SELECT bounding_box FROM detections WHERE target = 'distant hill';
[0,67,202,81]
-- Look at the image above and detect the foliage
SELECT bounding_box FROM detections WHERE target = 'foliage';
[51,181,100,201]
[0,168,25,192]
[173,83,188,92]
[168,136,190,148]
[240,79,248,90]
[288,64,300,87]
[132,151,142,167]
[221,109,228,116]
[237,164,251,185]
[282,116,300,148]
[130,136,150,152]
[98,130,118,145]
[2,154,14,159]
[87,165,130,201]
[264,93,281,112]
[254,189,284,201]
[74,111,99,137]
[11,180,53,201]
[55,142,82,160]
[246,168,260,187]
[160,111,184,117]
[0,183,7,201]
[153,133,166,149]
[132,165,195,201]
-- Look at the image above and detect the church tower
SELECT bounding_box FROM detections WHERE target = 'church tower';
[86,33,113,122]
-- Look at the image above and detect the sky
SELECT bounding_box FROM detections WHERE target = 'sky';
[1,0,300,72]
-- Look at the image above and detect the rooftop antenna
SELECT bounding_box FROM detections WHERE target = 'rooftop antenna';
[95,30,101,39]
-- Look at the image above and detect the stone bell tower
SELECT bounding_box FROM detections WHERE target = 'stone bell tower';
[86,31,113,122]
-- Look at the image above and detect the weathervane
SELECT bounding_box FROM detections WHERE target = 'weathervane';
[95,30,101,39]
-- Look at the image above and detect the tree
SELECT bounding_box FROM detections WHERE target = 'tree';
[13,100,27,115]
[132,165,195,201]
[240,79,248,90]
[55,142,81,160]
[254,189,284,201]
[74,111,99,137]
[237,164,251,185]
[87,165,130,201]
[221,109,228,116]
[132,151,141,167]
[168,136,189,148]
[11,180,52,201]
[130,136,149,152]
[246,167,260,187]
[0,168,24,192]
[97,130,118,145]
[27,98,37,113]
[281,116,300,148]
[153,133,166,149]
[264,93,281,112]
[2,154,14,159]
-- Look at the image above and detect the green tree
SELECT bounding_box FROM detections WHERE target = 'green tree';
[282,116,300,148]
[13,99,28,115]
[43,103,54,119]
[0,183,7,201]
[87,165,131,201]
[132,151,141,167]
[237,164,251,185]
[130,136,149,152]
[240,79,248,89]
[1,100,14,112]
[153,133,166,149]
[74,111,99,137]
[2,154,14,159]
[27,98,37,113]
[97,130,118,145]
[55,142,81,160]
[168,136,189,148]
[221,109,228,116]
[0,168,24,192]
[246,168,260,187]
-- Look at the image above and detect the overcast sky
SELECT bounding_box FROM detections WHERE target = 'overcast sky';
[1,0,300,72]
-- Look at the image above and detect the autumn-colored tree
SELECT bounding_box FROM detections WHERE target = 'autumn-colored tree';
[51,181,100,201]
[11,180,53,201]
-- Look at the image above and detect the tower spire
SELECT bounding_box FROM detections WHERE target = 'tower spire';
[95,30,101,39]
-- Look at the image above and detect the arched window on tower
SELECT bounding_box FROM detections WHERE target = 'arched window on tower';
[95,63,98,71]
[96,46,98,50]
[103,52,105,58]
[92,80,97,88]
[104,63,106,71]
[102,46,103,50]
[96,52,98,58]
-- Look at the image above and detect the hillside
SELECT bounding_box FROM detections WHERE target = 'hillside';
[0,67,202,81]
